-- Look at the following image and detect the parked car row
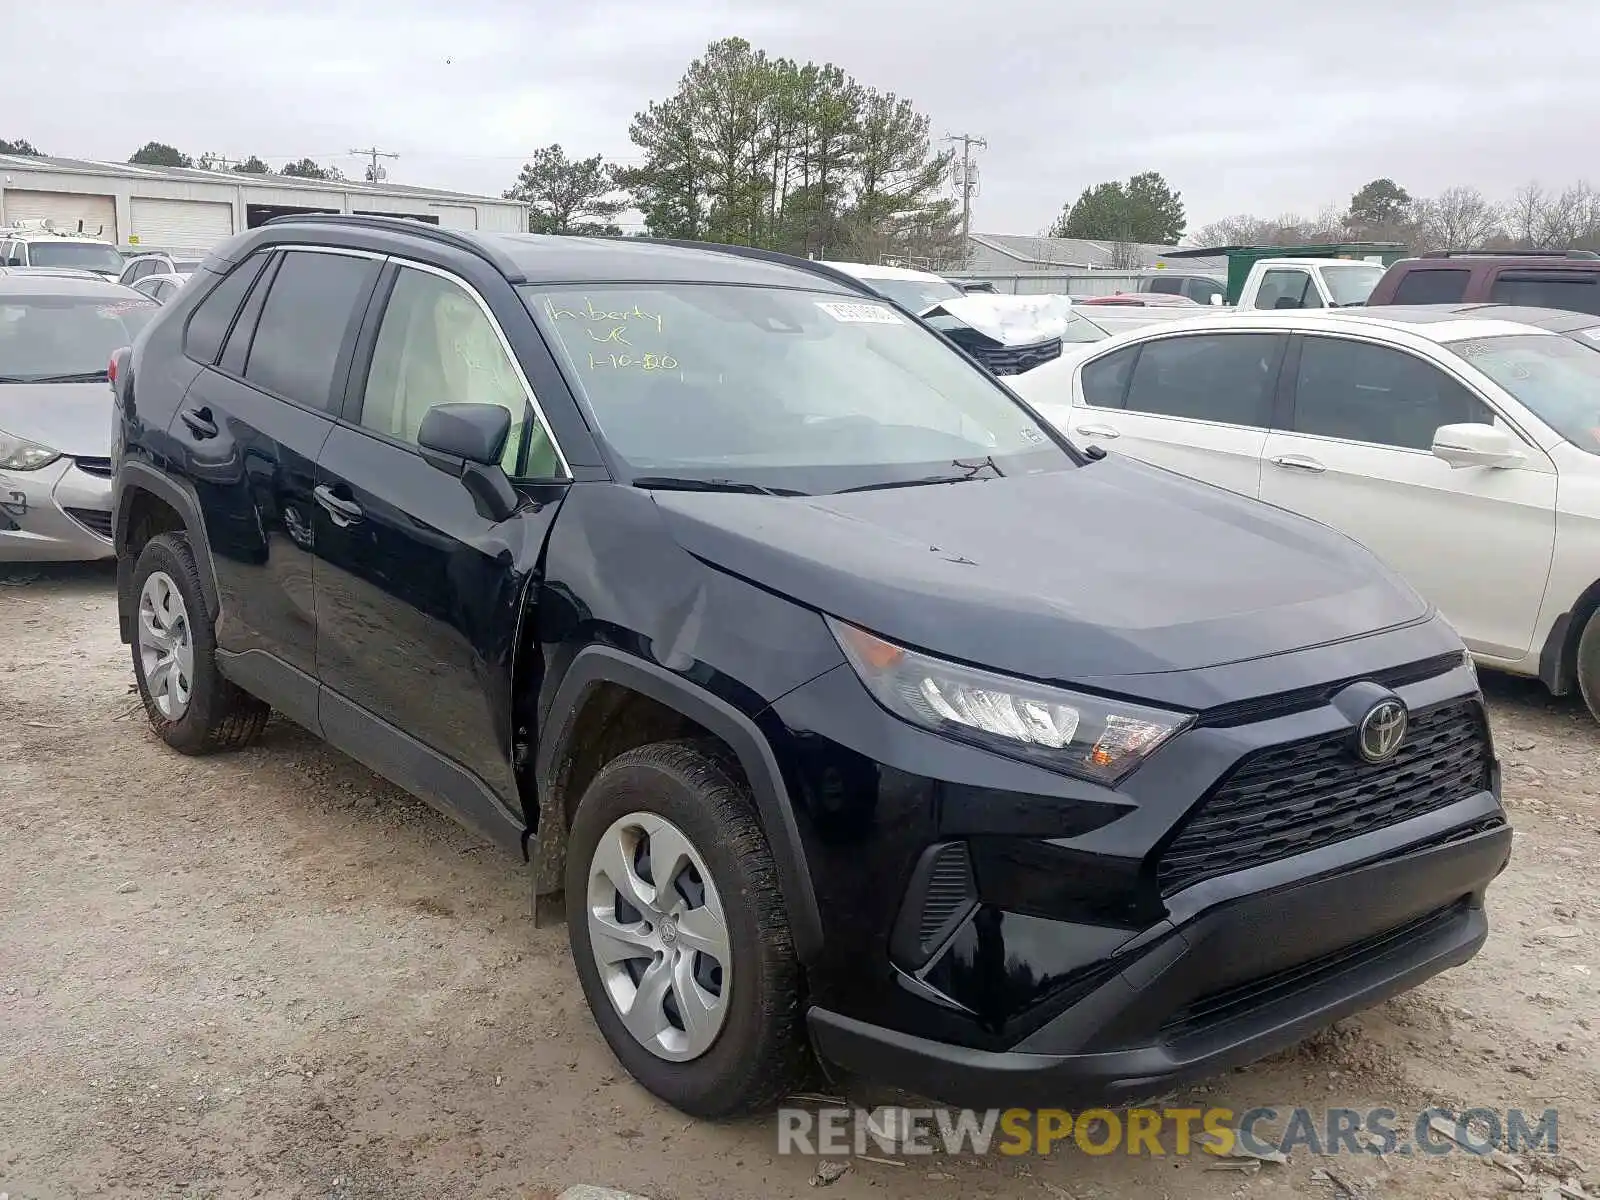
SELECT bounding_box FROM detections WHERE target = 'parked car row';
[1012,302,1600,717]
[103,215,1511,1124]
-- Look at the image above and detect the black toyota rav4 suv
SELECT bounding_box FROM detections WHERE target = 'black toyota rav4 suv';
[111,215,1510,1117]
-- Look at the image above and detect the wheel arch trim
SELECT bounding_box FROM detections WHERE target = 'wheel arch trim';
[533,644,824,964]
[113,460,221,642]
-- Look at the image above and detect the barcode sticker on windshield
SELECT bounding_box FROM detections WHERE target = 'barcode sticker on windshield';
[815,301,903,325]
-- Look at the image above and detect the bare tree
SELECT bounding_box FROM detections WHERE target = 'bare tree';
[1414,187,1503,251]
[1508,182,1550,246]
[1109,241,1148,269]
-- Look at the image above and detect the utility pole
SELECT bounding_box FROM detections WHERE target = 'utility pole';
[350,146,399,183]
[943,133,987,269]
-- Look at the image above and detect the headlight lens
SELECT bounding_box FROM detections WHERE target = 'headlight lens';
[0,429,61,471]
[828,618,1191,783]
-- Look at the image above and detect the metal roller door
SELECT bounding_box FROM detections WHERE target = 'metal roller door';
[2,190,117,241]
[130,197,234,249]
[430,203,478,229]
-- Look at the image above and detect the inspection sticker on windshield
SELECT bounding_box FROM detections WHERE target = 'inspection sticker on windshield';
[815,301,903,325]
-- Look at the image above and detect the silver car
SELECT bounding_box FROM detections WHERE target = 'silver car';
[0,275,158,561]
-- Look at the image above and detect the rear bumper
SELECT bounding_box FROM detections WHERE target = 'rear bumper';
[808,816,1510,1109]
[0,460,114,562]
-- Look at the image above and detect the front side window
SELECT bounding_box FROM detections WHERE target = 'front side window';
[1292,336,1491,450]
[1121,333,1283,427]
[243,250,375,411]
[0,294,157,381]
[1257,270,1318,309]
[26,241,126,275]
[525,284,1070,493]
[361,266,558,477]
[1449,332,1600,455]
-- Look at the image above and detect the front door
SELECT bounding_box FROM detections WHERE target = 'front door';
[1258,333,1557,660]
[1065,332,1286,499]
[312,260,569,823]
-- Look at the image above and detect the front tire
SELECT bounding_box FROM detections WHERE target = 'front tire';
[130,533,269,754]
[565,741,809,1117]
[1577,609,1600,723]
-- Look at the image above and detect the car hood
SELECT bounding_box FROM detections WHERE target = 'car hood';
[651,456,1428,681]
[920,294,1076,347]
[0,382,111,457]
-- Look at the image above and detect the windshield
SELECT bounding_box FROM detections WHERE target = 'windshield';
[1448,332,1600,455]
[0,295,157,381]
[1323,263,1384,306]
[524,284,1071,493]
[26,241,126,275]
[1061,309,1110,343]
[860,275,965,313]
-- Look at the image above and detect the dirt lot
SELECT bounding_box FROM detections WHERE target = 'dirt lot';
[2,564,1597,1200]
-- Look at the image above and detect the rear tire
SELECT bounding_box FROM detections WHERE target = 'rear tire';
[565,740,809,1118]
[1578,610,1600,723]
[130,533,269,754]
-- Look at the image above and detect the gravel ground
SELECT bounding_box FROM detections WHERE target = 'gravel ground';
[1,563,1596,1200]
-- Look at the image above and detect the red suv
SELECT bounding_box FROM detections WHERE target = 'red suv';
[1369,249,1600,314]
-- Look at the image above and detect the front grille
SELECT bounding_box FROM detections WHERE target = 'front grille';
[975,338,1063,376]
[64,507,114,539]
[72,456,113,478]
[1160,900,1470,1039]
[1157,699,1490,895]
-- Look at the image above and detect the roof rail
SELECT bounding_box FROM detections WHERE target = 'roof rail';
[615,237,882,299]
[1422,248,1600,260]
[258,212,525,278]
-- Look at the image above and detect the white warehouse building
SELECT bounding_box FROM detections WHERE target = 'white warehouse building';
[0,154,528,252]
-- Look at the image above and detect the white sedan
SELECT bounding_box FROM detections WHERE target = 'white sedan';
[1010,304,1600,718]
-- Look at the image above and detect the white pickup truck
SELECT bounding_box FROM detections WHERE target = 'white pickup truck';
[1231,257,1387,310]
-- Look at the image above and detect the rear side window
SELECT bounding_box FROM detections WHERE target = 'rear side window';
[1122,333,1284,427]
[1489,271,1600,316]
[1080,345,1136,406]
[242,250,376,411]
[1390,268,1469,305]
[1146,276,1182,295]
[184,253,269,364]
[1291,336,1491,450]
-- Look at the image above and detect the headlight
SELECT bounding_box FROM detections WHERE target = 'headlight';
[828,617,1190,783]
[0,429,61,471]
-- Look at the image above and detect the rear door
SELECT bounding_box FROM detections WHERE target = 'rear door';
[168,246,381,728]
[1258,333,1557,659]
[311,258,569,831]
[1064,331,1286,498]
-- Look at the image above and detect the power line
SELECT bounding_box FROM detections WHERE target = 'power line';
[943,132,987,268]
[350,145,400,182]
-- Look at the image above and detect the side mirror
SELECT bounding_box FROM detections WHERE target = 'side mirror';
[1431,423,1525,469]
[417,402,519,521]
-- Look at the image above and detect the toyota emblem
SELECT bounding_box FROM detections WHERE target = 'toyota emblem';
[1356,698,1408,763]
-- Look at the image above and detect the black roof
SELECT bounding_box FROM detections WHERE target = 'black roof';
[1344,303,1600,332]
[252,215,864,292]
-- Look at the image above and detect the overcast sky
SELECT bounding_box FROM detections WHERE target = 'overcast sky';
[7,0,1596,238]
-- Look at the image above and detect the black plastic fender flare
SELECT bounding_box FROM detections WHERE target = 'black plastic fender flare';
[533,644,824,964]
[112,460,222,642]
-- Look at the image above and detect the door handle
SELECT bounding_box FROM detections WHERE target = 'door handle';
[314,484,364,526]
[1077,423,1121,439]
[179,407,218,438]
[1270,454,1326,473]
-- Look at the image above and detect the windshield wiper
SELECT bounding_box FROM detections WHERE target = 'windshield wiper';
[833,456,1004,495]
[631,475,805,497]
[3,371,109,383]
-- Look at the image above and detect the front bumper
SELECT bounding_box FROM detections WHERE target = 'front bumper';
[0,459,114,562]
[809,812,1509,1108]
